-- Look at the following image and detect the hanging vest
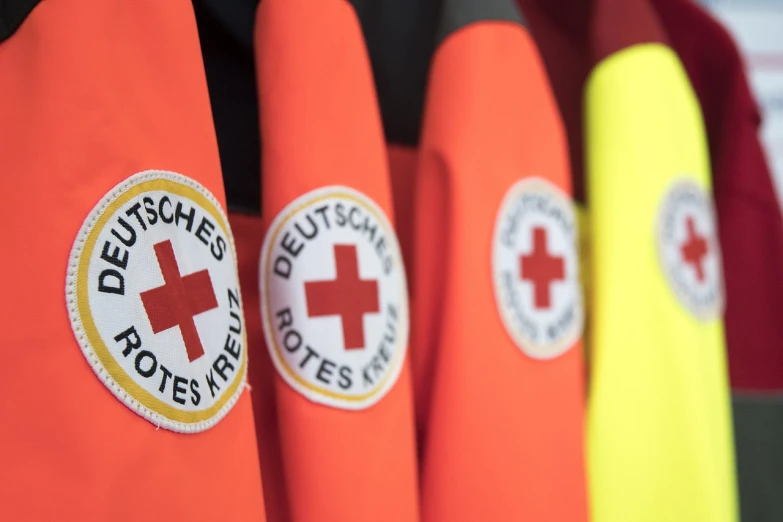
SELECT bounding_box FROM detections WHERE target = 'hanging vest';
[653,0,783,519]
[254,1,420,521]
[412,1,588,520]
[583,1,738,520]
[0,1,266,520]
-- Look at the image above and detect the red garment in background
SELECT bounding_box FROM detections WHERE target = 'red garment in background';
[653,0,783,391]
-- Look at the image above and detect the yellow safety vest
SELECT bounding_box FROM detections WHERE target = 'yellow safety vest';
[585,43,738,522]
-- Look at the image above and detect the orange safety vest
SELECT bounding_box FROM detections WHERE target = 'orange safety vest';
[254,1,420,522]
[412,1,588,521]
[0,1,265,520]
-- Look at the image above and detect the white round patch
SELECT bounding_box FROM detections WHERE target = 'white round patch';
[492,177,584,359]
[259,186,409,410]
[657,178,724,320]
[66,170,247,433]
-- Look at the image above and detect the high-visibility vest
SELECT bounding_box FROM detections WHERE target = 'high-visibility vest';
[413,1,588,520]
[254,1,420,522]
[584,1,738,520]
[653,0,783,519]
[0,1,266,520]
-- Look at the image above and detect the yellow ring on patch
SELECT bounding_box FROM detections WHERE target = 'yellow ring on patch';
[70,171,247,429]
[261,189,405,403]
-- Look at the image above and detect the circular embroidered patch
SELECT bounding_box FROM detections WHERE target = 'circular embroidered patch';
[492,177,584,359]
[66,170,247,433]
[657,178,724,320]
[259,186,409,410]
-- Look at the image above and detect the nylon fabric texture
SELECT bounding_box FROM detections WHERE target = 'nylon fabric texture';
[585,43,738,522]
[254,0,420,521]
[652,1,783,519]
[412,10,588,522]
[0,0,266,520]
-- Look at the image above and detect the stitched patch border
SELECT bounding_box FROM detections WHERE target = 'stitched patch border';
[259,186,409,410]
[66,170,247,433]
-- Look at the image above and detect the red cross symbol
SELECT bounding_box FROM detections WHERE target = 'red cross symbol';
[304,244,380,350]
[520,227,565,309]
[681,216,708,282]
[140,240,218,362]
